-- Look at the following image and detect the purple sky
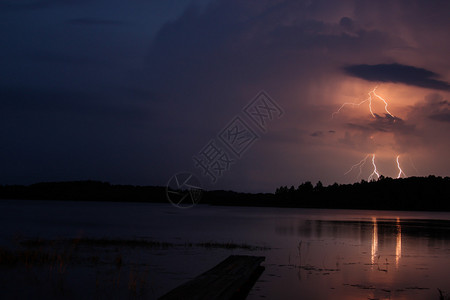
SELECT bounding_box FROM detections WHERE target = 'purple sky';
[1,0,449,192]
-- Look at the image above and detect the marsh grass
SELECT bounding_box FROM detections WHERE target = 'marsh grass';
[194,241,269,250]
[20,237,172,249]
[0,247,69,268]
[286,240,340,278]
[0,237,269,298]
[18,237,270,251]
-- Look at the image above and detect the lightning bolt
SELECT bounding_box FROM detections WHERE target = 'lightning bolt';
[337,87,412,182]
[396,155,407,178]
[367,154,380,181]
[372,87,394,117]
[332,97,371,118]
[332,86,394,118]
[344,154,370,180]
[345,153,381,181]
[347,154,409,180]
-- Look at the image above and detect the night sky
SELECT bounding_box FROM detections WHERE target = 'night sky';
[1,0,449,192]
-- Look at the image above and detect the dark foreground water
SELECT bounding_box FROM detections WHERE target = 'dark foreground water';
[0,200,449,299]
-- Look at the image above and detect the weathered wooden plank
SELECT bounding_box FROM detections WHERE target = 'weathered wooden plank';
[159,255,265,300]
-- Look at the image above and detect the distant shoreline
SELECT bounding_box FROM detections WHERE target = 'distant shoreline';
[1,175,449,212]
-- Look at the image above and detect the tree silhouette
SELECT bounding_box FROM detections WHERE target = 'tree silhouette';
[0,176,449,211]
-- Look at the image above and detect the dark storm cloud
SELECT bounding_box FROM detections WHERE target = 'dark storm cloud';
[339,17,354,32]
[311,130,336,137]
[146,0,397,102]
[345,123,371,132]
[0,87,151,121]
[66,18,127,26]
[407,94,450,124]
[0,0,89,11]
[1,0,449,189]
[26,51,102,65]
[345,114,415,135]
[311,131,323,137]
[429,113,450,123]
[369,114,407,133]
[423,96,450,123]
[343,63,450,91]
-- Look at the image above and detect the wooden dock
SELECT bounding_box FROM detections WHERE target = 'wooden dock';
[159,255,265,300]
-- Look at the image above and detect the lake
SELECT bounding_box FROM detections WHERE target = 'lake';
[0,200,449,299]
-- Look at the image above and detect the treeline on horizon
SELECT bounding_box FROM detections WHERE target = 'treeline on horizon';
[273,175,450,211]
[0,175,449,211]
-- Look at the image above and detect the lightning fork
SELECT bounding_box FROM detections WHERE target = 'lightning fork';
[332,98,371,118]
[396,155,407,178]
[368,154,380,181]
[372,87,394,117]
[332,86,395,118]
[344,154,370,180]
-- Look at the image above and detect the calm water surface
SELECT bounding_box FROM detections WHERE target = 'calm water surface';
[0,200,449,299]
